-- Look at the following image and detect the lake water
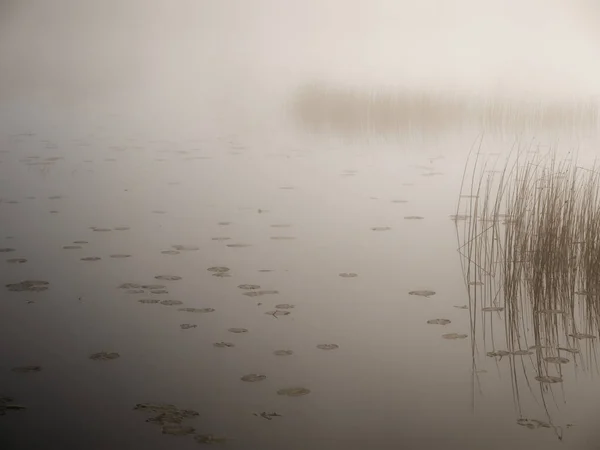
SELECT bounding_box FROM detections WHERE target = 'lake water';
[1,98,600,450]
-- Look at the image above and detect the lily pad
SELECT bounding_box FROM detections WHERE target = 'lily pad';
[512,350,533,356]
[211,237,231,241]
[409,290,436,298]
[536,309,565,315]
[274,304,295,309]
[178,307,215,313]
[273,350,293,356]
[118,283,141,289]
[544,356,570,364]
[558,347,580,354]
[171,245,199,251]
[487,350,511,358]
[6,258,27,264]
[238,284,261,290]
[180,324,197,330]
[228,328,248,333]
[63,245,82,250]
[277,387,310,397]
[207,267,229,273]
[213,342,235,348]
[90,351,120,361]
[6,280,49,292]
[0,248,16,252]
[212,272,231,278]
[110,254,131,258]
[241,374,266,382]
[317,344,339,350]
[11,365,42,373]
[160,300,183,306]
[371,227,391,231]
[126,289,145,294]
[161,250,180,255]
[227,243,252,248]
[141,284,166,290]
[535,375,562,384]
[482,306,504,312]
[254,411,282,420]
[138,299,160,304]
[469,281,485,286]
[92,228,112,232]
[150,289,168,294]
[270,236,296,240]
[339,273,358,278]
[442,333,468,340]
[114,227,130,231]
[243,290,279,297]
[218,222,231,226]
[427,319,451,325]
[155,275,182,281]
[454,305,468,309]
[265,310,290,317]
[81,256,101,261]
[404,216,424,220]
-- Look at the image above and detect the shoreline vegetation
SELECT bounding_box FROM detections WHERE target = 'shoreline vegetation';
[289,83,600,137]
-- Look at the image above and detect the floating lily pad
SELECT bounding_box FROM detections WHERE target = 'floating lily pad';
[392,200,408,203]
[171,245,199,251]
[213,342,235,348]
[569,332,596,340]
[180,324,197,330]
[178,307,215,313]
[404,216,424,220]
[118,283,141,289]
[11,365,42,373]
[92,228,112,232]
[114,227,130,231]
[536,309,565,315]
[227,243,252,248]
[254,411,282,420]
[277,387,310,397]
[535,375,562,384]
[241,374,266,382]
[427,319,451,325]
[544,356,570,364]
[243,290,278,297]
[0,248,16,252]
[371,227,391,231]
[155,275,182,281]
[409,290,436,298]
[160,300,183,306]
[6,258,27,264]
[212,272,231,278]
[512,350,533,356]
[63,245,82,250]
[454,305,468,309]
[161,250,180,255]
[469,281,484,286]
[487,350,511,358]
[450,214,471,220]
[138,299,160,304]
[81,256,101,261]
[317,344,339,350]
[150,289,168,294]
[218,222,231,226]
[558,347,580,354]
[274,304,295,309]
[73,241,88,244]
[265,310,290,317]
[110,254,131,258]
[238,284,261,290]
[270,236,296,240]
[90,351,120,361]
[274,350,293,356]
[482,306,504,312]
[228,328,248,333]
[142,284,166,290]
[207,267,229,273]
[211,237,231,241]
[194,435,227,444]
[442,333,468,340]
[258,269,274,272]
[6,280,49,292]
[339,273,358,278]
[126,289,145,294]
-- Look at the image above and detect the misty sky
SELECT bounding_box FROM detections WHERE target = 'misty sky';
[0,0,599,110]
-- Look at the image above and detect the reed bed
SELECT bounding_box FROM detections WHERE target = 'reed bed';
[289,83,600,138]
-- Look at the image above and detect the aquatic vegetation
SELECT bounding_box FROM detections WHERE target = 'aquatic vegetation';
[408,290,436,298]
[274,304,294,309]
[211,237,231,241]
[110,254,131,258]
[160,300,183,306]
[371,227,391,231]
[0,395,26,416]
[161,424,195,435]
[155,275,182,281]
[243,290,279,297]
[6,280,49,292]
[481,306,504,312]
[81,256,101,261]
[171,245,199,251]
[317,344,339,350]
[270,236,296,240]
[213,342,235,348]
[265,310,290,317]
[6,258,27,264]
[241,374,266,382]
[277,387,310,397]
[194,434,227,444]
[63,245,82,249]
[161,250,180,255]
[73,241,88,244]
[569,333,596,340]
[0,248,16,252]
[90,352,120,361]
[228,328,248,333]
[339,273,358,278]
[442,333,468,340]
[139,299,160,304]
[487,350,511,358]
[238,284,260,290]
[180,324,197,330]
[404,216,424,220]
[91,227,112,232]
[427,319,451,325]
[114,227,130,231]
[535,376,563,384]
[11,365,42,373]
[126,289,144,294]
[118,283,141,289]
[178,307,215,313]
[271,224,292,228]
[273,350,293,356]
[227,243,252,248]
[253,411,282,420]
[207,267,229,273]
[544,356,570,364]
[142,284,166,290]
